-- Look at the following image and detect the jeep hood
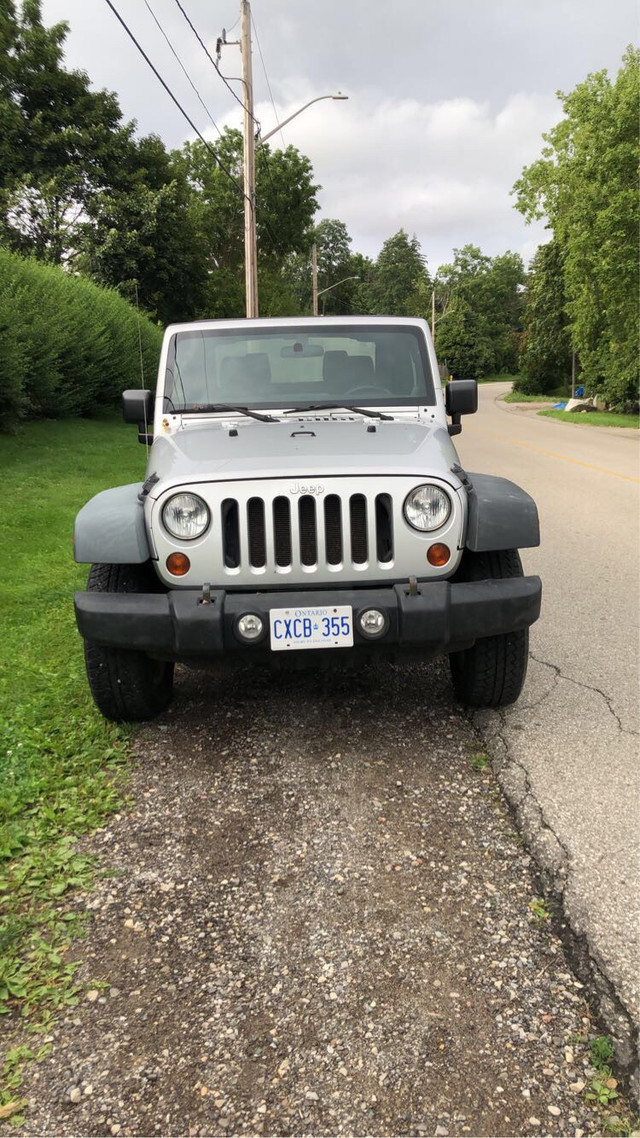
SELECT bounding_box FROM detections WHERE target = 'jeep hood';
[147,418,462,494]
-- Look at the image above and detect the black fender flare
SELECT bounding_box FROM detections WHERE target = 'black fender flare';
[464,473,540,552]
[74,483,151,564]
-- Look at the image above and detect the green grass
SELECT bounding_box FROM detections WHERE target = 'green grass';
[538,409,639,429]
[503,391,557,403]
[529,897,553,922]
[477,373,520,384]
[0,417,145,1107]
[590,1035,616,1071]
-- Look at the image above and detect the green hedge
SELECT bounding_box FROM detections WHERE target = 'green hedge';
[0,250,163,432]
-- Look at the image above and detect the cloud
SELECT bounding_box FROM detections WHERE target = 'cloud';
[42,0,632,270]
[242,87,559,269]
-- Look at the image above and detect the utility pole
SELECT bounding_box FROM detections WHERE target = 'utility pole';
[312,243,318,316]
[431,288,436,344]
[240,0,258,317]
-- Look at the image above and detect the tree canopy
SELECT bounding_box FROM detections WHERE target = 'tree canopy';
[513,47,639,406]
[1,1,634,411]
[0,3,319,323]
[517,240,572,395]
[434,246,525,378]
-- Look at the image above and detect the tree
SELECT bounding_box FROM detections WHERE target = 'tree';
[349,251,377,315]
[81,136,209,324]
[513,47,639,407]
[517,240,572,395]
[435,296,491,379]
[1,0,137,264]
[0,2,22,206]
[281,218,352,314]
[314,218,355,315]
[434,245,525,377]
[175,129,320,317]
[371,230,430,315]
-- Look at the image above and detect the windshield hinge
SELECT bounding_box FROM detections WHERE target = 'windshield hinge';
[450,463,472,488]
[138,472,160,501]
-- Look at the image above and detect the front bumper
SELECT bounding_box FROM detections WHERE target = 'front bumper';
[74,577,542,660]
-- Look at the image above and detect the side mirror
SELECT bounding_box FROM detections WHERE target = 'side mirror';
[445,379,478,436]
[122,389,154,444]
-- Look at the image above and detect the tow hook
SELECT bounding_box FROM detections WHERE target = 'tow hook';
[199,583,212,605]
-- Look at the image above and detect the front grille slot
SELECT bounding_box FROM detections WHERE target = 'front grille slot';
[221,499,240,568]
[324,495,343,565]
[273,497,292,567]
[375,493,394,563]
[247,497,266,567]
[214,480,404,579]
[349,494,368,563]
[299,496,317,565]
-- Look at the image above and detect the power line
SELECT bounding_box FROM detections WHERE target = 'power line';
[106,0,281,277]
[143,0,223,140]
[102,0,248,206]
[168,0,282,259]
[171,0,260,129]
[251,13,285,149]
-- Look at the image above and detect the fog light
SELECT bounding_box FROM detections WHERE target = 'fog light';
[427,543,450,567]
[358,608,387,637]
[237,613,264,641]
[166,552,190,576]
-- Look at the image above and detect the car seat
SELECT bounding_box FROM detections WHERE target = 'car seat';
[218,353,272,402]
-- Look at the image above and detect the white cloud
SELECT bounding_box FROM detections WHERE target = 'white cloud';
[41,0,606,271]
[244,87,559,269]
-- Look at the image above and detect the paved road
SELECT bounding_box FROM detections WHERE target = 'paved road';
[457,384,640,1090]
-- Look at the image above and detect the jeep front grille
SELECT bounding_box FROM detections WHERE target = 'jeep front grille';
[219,488,394,576]
[152,476,464,588]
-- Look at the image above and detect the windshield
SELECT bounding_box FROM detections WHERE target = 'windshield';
[163,324,435,412]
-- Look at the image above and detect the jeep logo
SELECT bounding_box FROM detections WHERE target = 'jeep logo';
[289,482,324,496]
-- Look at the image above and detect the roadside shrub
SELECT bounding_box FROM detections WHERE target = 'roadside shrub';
[0,250,163,431]
[513,372,562,397]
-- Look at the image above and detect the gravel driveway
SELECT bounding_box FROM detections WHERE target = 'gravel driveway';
[17,659,629,1136]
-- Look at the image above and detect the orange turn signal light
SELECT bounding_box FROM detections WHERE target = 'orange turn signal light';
[427,543,450,567]
[166,552,191,576]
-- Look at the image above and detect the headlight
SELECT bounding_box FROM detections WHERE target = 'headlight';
[404,484,451,531]
[162,492,210,540]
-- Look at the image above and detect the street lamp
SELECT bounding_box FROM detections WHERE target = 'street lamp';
[260,93,349,143]
[315,275,360,316]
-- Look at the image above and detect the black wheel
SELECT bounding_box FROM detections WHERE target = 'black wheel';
[83,563,174,723]
[449,549,529,708]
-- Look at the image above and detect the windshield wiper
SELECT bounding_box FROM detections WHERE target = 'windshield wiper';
[282,403,394,421]
[180,404,278,423]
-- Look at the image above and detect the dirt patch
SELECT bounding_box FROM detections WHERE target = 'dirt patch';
[15,660,623,1135]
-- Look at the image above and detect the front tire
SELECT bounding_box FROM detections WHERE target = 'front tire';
[449,549,529,708]
[83,563,174,723]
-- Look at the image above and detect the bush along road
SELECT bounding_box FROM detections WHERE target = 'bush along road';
[5,662,638,1137]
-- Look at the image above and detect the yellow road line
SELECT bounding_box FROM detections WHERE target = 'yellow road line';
[466,427,640,484]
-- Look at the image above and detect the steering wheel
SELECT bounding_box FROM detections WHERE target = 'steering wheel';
[343,385,394,399]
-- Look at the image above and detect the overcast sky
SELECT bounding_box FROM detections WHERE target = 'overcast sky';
[42,0,637,270]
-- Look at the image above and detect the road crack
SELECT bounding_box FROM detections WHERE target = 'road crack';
[472,656,640,1104]
[481,709,570,888]
[529,653,639,737]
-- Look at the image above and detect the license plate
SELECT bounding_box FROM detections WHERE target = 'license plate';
[270,605,353,651]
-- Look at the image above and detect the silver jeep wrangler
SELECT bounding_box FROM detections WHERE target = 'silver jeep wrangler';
[74,316,541,722]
